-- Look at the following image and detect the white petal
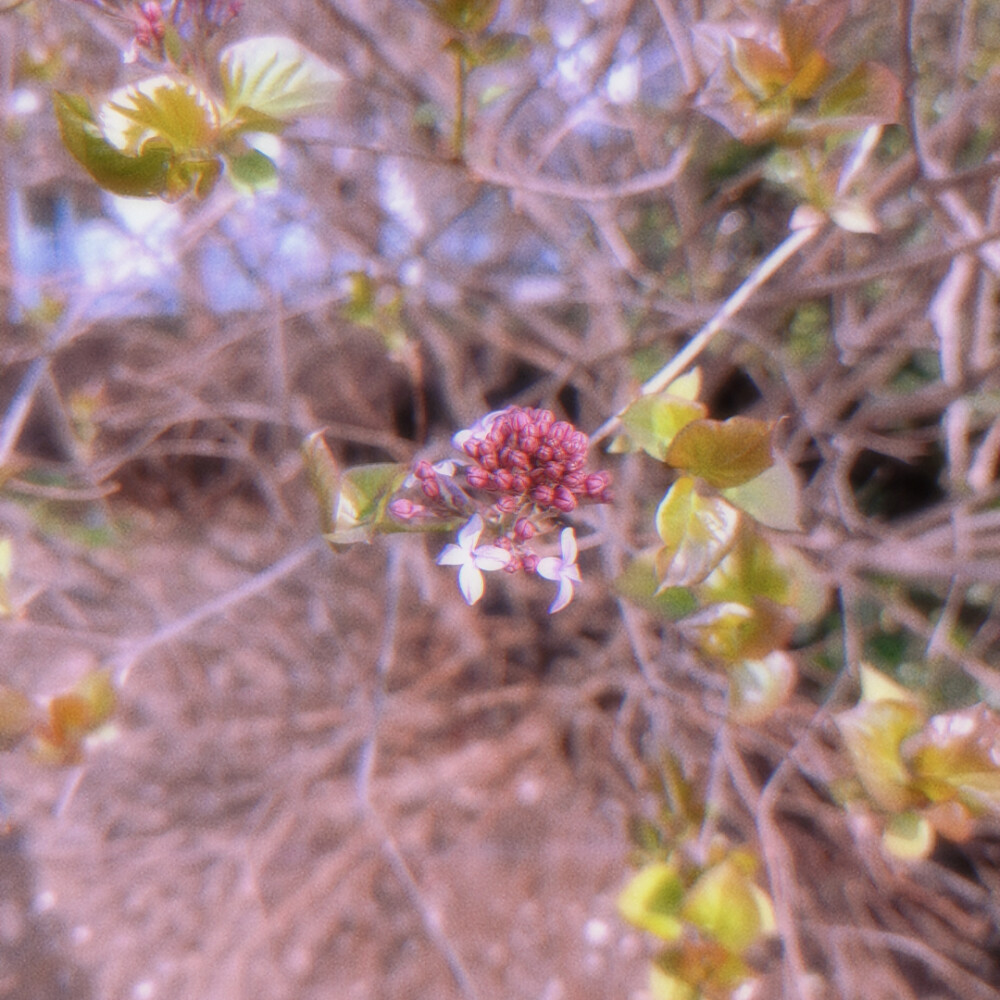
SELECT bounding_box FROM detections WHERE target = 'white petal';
[548,576,575,613]
[456,513,484,550]
[458,562,485,605]
[536,556,562,581]
[437,544,469,567]
[560,527,578,565]
[474,545,512,571]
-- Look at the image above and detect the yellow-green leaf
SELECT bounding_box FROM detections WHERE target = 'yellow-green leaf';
[882,811,934,860]
[835,698,925,813]
[220,36,343,124]
[654,477,741,588]
[54,92,170,197]
[722,458,802,530]
[100,75,220,154]
[323,462,409,547]
[614,393,707,460]
[617,862,686,942]
[681,859,774,954]
[665,417,775,489]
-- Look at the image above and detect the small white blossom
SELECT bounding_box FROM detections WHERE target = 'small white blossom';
[536,527,582,613]
[437,513,511,605]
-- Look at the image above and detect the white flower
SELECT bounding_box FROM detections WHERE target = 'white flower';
[536,527,582,613]
[451,409,506,451]
[437,513,511,605]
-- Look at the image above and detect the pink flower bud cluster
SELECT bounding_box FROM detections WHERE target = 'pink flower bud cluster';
[389,407,610,609]
[456,407,612,515]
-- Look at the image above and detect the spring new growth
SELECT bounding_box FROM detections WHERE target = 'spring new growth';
[303,407,611,614]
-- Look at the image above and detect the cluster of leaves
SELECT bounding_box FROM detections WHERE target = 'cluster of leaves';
[698,1,902,231]
[834,666,1000,860]
[613,370,826,721]
[55,29,342,199]
[0,668,117,766]
[618,757,775,1000]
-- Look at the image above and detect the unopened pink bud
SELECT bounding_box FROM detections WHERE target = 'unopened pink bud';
[467,467,490,489]
[496,495,519,514]
[553,486,577,512]
[531,484,555,506]
[514,517,536,540]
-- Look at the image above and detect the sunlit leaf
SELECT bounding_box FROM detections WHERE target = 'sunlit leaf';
[655,478,741,588]
[729,651,797,723]
[100,75,220,154]
[779,2,845,70]
[722,458,802,530]
[835,697,925,813]
[681,858,775,953]
[882,810,934,860]
[54,92,170,197]
[617,862,686,942]
[220,36,343,124]
[664,417,775,489]
[613,393,707,460]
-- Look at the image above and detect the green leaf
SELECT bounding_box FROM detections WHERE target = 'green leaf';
[882,811,934,860]
[614,393,707,460]
[226,148,278,191]
[722,459,802,530]
[654,477,741,588]
[100,75,220,154]
[681,859,775,953]
[220,36,344,124]
[325,463,409,547]
[54,92,170,197]
[617,862,686,942]
[613,553,698,621]
[664,417,775,489]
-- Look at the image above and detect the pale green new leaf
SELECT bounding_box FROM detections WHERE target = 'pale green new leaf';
[882,811,934,860]
[220,36,344,124]
[54,92,170,197]
[722,458,802,531]
[654,477,741,588]
[100,75,220,154]
[681,858,775,954]
[617,862,686,942]
[612,393,707,460]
